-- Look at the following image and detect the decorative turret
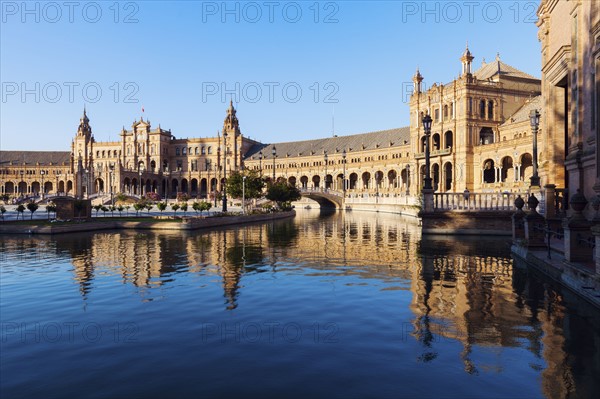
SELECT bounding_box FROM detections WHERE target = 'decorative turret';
[460,43,474,76]
[223,100,240,136]
[412,68,423,94]
[77,107,92,138]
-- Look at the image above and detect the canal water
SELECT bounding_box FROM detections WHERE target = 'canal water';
[1,210,599,398]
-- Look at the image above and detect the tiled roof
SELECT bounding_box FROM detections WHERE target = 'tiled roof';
[473,59,538,81]
[244,127,411,160]
[501,95,543,127]
[0,151,71,166]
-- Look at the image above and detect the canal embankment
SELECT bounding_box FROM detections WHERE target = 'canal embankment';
[0,210,296,235]
[512,244,600,309]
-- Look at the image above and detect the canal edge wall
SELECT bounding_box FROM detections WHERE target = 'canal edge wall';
[0,211,296,235]
[512,244,600,309]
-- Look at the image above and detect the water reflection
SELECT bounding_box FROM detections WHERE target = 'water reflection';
[1,210,599,398]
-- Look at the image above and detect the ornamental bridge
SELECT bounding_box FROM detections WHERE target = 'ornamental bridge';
[300,188,344,209]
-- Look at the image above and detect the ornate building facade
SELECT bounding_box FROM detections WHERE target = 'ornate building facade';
[1,1,596,207]
[537,0,599,216]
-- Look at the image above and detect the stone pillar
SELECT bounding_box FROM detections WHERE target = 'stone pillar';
[524,194,546,248]
[512,195,526,242]
[422,189,434,213]
[563,190,593,263]
[544,184,556,219]
[592,225,600,274]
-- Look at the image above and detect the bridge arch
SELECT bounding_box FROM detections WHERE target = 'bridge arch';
[300,189,343,209]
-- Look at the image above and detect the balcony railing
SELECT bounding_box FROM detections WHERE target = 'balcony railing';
[433,191,532,211]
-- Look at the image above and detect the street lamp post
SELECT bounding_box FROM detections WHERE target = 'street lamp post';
[342,149,347,195]
[109,163,115,205]
[139,167,143,197]
[222,131,228,212]
[206,160,211,201]
[422,114,433,191]
[40,170,45,199]
[242,176,246,215]
[19,170,24,197]
[259,150,263,177]
[272,146,276,182]
[83,168,89,198]
[406,164,410,195]
[529,109,541,187]
[324,151,328,192]
[213,164,218,208]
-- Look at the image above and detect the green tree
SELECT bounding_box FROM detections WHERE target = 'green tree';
[109,205,116,217]
[133,201,145,217]
[180,202,188,216]
[101,205,109,217]
[125,205,131,216]
[200,201,212,215]
[45,202,57,220]
[171,203,180,216]
[16,204,25,220]
[26,201,39,220]
[117,205,124,217]
[266,181,301,210]
[145,203,153,215]
[0,205,6,220]
[225,170,265,200]
[93,204,102,217]
[157,202,167,214]
[192,201,201,215]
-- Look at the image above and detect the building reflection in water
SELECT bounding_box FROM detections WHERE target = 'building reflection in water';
[1,210,598,397]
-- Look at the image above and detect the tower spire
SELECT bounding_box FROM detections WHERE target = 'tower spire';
[460,42,474,76]
[413,67,424,94]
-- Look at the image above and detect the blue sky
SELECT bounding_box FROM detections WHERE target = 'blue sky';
[1,1,541,150]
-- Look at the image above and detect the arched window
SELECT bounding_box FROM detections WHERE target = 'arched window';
[208,146,212,154]
[443,105,448,120]
[176,147,180,156]
[195,147,199,155]
[432,133,441,150]
[201,146,206,155]
[182,147,187,155]
[479,100,486,118]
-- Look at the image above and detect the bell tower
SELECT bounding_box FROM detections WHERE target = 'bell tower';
[72,107,95,197]
[223,100,242,170]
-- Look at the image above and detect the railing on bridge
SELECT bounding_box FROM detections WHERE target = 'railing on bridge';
[433,192,531,211]
[345,193,419,206]
[300,188,344,197]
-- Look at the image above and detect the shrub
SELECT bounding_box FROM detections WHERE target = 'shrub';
[145,192,161,202]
